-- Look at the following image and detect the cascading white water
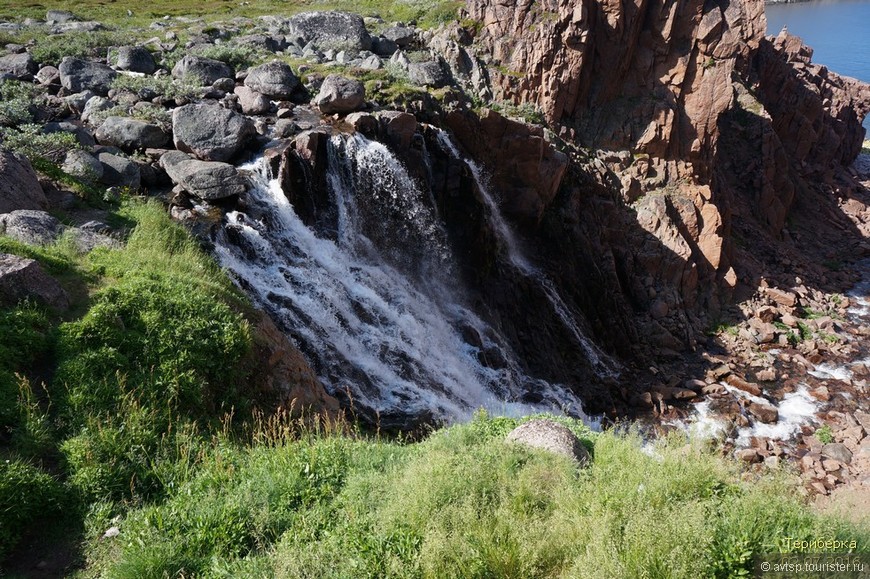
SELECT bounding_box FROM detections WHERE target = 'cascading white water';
[214,133,590,424]
[434,129,619,378]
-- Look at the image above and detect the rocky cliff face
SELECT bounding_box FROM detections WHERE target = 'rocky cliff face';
[454,0,870,353]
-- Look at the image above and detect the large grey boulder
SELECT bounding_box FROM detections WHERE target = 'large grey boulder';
[407,60,450,88]
[98,153,141,190]
[0,253,69,310]
[0,53,37,79]
[113,46,156,74]
[287,11,372,52]
[62,149,104,181]
[171,55,233,86]
[244,61,298,99]
[172,103,255,162]
[95,116,169,151]
[58,57,117,95]
[160,151,247,200]
[505,419,590,465]
[234,86,271,115]
[0,210,63,246]
[0,150,46,214]
[314,75,365,114]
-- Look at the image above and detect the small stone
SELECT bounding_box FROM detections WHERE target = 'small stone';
[735,448,761,463]
[103,526,120,539]
[822,443,853,464]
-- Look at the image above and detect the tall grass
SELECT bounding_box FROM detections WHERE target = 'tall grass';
[80,413,869,579]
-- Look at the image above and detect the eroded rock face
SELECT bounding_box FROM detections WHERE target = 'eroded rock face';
[446,109,568,227]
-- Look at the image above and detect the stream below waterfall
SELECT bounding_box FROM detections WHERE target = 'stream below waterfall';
[670,260,870,452]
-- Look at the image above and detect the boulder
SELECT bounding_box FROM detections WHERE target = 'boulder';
[58,57,117,95]
[382,25,416,47]
[160,150,247,200]
[35,65,60,86]
[172,104,256,162]
[822,443,853,464]
[97,152,141,189]
[377,111,416,151]
[313,75,365,114]
[0,150,46,214]
[0,253,69,310]
[287,11,372,52]
[505,419,590,465]
[748,401,779,424]
[95,116,169,151]
[171,55,233,86]
[113,46,156,74]
[0,210,63,246]
[172,103,252,159]
[407,60,450,88]
[0,53,37,79]
[62,149,104,181]
[244,61,299,99]
[234,86,271,115]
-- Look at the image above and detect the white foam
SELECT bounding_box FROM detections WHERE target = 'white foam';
[734,385,819,446]
[808,363,852,382]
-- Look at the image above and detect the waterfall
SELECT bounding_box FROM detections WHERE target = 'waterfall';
[214,133,591,425]
[434,130,619,378]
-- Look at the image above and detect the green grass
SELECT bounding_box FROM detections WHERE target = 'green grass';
[0,0,463,31]
[75,414,869,579]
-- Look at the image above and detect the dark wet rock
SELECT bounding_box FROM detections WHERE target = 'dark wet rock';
[58,57,117,95]
[172,103,256,162]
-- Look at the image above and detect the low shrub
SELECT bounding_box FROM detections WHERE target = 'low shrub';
[0,459,64,559]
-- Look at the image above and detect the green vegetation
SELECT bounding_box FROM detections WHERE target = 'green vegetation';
[0,0,463,31]
[815,424,834,444]
[75,415,869,578]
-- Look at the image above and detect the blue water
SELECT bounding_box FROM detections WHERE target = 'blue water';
[766,0,870,130]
